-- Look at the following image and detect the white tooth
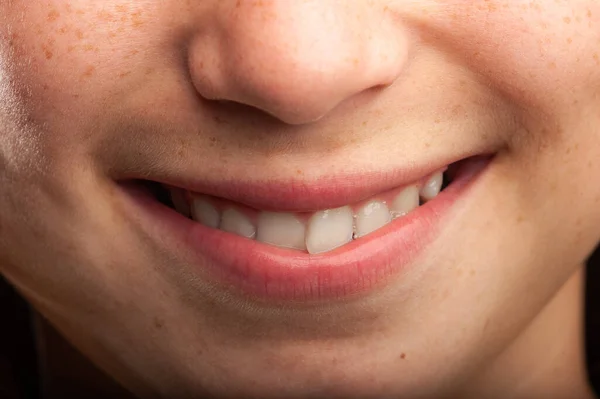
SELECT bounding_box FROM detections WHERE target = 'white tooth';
[191,196,220,228]
[420,171,444,201]
[220,208,256,239]
[391,186,420,218]
[171,188,191,218]
[257,212,306,250]
[306,206,353,254]
[355,201,391,238]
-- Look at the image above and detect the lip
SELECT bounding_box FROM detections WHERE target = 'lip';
[120,156,490,302]
[137,153,478,212]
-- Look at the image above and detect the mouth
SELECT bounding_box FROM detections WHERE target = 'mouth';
[121,155,491,302]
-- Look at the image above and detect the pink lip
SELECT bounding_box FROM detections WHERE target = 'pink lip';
[142,153,474,212]
[121,157,490,302]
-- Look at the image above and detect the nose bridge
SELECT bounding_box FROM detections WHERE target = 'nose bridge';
[188,1,407,124]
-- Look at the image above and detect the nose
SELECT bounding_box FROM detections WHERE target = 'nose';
[187,1,409,124]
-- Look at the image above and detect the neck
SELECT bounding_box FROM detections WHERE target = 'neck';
[465,266,595,399]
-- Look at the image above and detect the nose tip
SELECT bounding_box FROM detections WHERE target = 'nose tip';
[188,1,408,125]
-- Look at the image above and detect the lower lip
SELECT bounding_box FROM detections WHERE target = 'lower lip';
[122,158,489,302]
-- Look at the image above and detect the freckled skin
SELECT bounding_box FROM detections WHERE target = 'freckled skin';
[1,1,600,398]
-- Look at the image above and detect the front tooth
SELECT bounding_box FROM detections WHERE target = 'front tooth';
[220,208,256,239]
[171,188,191,218]
[391,186,419,217]
[191,196,220,228]
[306,206,353,254]
[355,201,391,238]
[420,171,444,201]
[257,212,306,250]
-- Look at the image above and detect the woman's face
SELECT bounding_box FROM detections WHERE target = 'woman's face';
[1,1,599,397]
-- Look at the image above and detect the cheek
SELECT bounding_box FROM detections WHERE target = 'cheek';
[418,0,600,110]
[423,0,600,191]
[1,1,173,135]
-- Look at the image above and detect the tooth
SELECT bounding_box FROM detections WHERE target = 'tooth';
[220,208,256,239]
[191,196,220,228]
[306,206,353,254]
[170,188,191,218]
[420,171,444,201]
[355,201,391,238]
[257,212,306,250]
[391,186,420,217]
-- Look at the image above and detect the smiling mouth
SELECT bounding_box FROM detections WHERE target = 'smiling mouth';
[125,155,490,301]
[163,168,449,255]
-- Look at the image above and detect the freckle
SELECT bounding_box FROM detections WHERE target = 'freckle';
[400,353,406,359]
[82,65,96,78]
[75,29,84,40]
[153,317,164,329]
[593,53,599,64]
[566,37,572,44]
[548,61,556,69]
[451,104,464,115]
[44,49,53,59]
[47,10,60,22]
[563,17,571,24]
[296,169,303,175]
[131,10,144,27]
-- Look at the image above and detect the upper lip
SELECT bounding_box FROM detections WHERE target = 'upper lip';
[153,154,472,212]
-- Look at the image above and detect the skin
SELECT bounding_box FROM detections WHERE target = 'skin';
[1,0,599,398]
